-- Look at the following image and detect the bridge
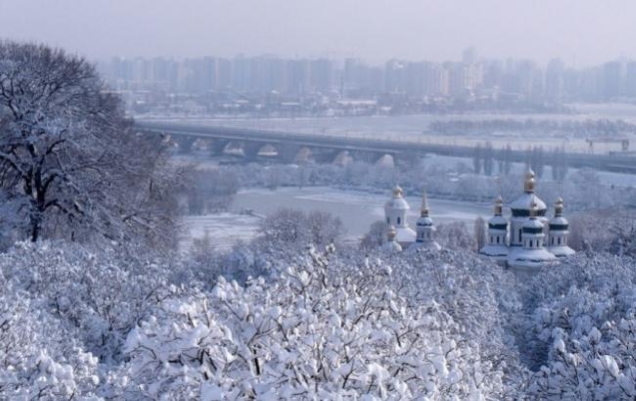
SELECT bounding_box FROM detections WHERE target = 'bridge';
[135,120,636,173]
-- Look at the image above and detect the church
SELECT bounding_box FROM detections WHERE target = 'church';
[479,168,575,270]
[378,168,575,271]
[381,185,441,253]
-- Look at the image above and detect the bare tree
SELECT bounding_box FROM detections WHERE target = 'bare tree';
[257,208,344,248]
[474,216,486,251]
[360,220,388,250]
[0,41,178,245]
[473,143,482,174]
[483,142,494,176]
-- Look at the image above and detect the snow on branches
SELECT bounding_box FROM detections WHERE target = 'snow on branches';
[0,41,179,247]
[120,247,509,399]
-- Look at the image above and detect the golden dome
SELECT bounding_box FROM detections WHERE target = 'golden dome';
[524,168,536,193]
[387,225,397,240]
[393,185,403,197]
[555,197,564,216]
[494,195,503,216]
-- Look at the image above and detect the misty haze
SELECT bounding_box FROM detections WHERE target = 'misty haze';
[1,1,636,399]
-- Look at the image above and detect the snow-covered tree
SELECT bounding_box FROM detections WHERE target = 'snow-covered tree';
[0,241,183,363]
[513,254,636,399]
[0,41,178,246]
[119,247,518,399]
[0,279,101,399]
[257,208,344,248]
[360,220,388,250]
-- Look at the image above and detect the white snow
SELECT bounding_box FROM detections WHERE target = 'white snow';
[179,213,261,252]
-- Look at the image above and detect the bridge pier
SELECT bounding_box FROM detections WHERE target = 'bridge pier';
[176,135,197,154]
[209,139,230,156]
[333,150,354,166]
[312,148,339,164]
[375,154,395,168]
[278,144,302,164]
[350,150,376,164]
[294,147,314,164]
[243,141,266,162]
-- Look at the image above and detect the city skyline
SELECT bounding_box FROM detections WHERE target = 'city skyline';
[1,0,635,67]
[102,53,636,103]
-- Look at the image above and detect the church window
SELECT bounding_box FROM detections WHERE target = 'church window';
[497,236,500,244]
[397,217,401,225]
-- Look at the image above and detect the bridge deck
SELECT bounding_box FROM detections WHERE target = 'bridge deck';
[135,121,636,173]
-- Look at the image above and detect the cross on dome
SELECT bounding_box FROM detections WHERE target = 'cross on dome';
[420,191,429,217]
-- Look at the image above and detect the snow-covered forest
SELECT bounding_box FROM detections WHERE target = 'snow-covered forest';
[3,41,636,400]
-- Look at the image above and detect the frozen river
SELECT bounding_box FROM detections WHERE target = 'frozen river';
[231,187,488,236]
[180,186,489,251]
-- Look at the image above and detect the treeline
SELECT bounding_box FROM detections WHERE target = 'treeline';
[472,142,568,181]
[203,158,630,212]
[430,118,636,137]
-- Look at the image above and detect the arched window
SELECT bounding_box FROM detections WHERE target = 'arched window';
[496,236,500,244]
[397,217,401,225]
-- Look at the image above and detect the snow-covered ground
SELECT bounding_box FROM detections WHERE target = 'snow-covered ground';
[179,212,261,252]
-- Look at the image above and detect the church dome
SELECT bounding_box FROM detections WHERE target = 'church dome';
[488,215,508,229]
[549,216,569,229]
[384,185,410,211]
[522,200,545,234]
[509,193,547,213]
[522,217,544,232]
[549,198,569,230]
[416,216,434,227]
[510,168,547,215]
[488,195,508,229]
[381,225,403,253]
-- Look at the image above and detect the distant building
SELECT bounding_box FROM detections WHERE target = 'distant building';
[603,61,625,100]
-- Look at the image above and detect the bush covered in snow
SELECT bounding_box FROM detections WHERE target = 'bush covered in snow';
[2,221,636,399]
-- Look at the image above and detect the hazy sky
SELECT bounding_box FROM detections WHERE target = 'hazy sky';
[0,0,633,66]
